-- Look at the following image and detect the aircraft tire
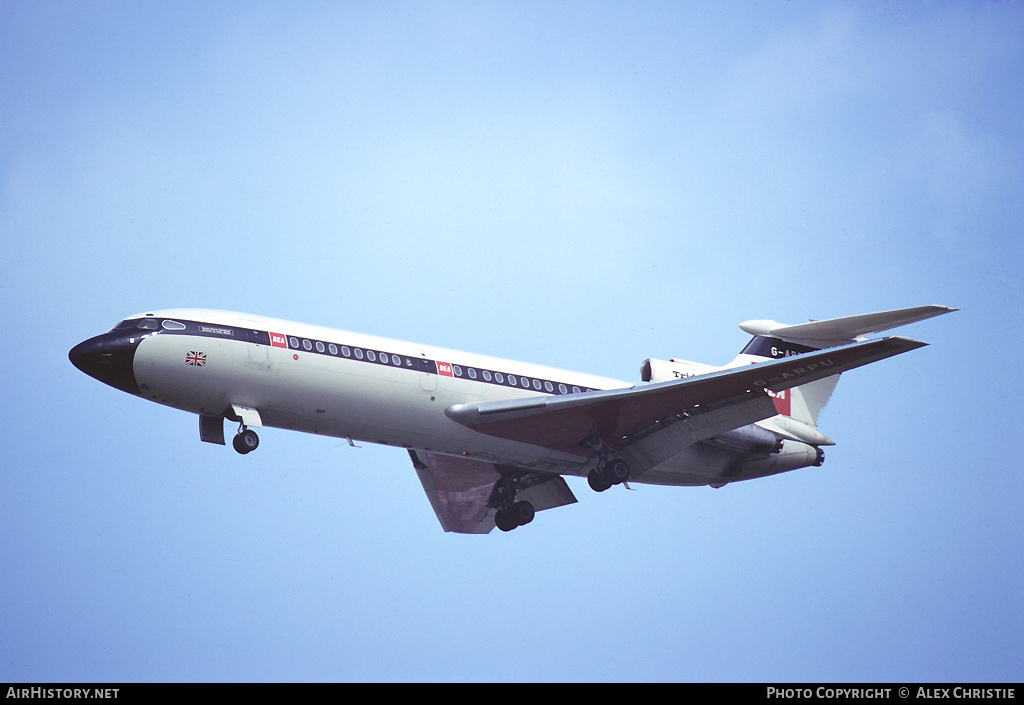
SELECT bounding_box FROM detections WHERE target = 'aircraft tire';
[513,501,535,526]
[233,429,259,454]
[495,508,516,532]
[588,469,612,493]
[604,458,629,485]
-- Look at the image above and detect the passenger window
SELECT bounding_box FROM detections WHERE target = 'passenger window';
[558,383,567,394]
[495,372,504,384]
[468,368,477,380]
[302,339,312,351]
[316,341,325,353]
[482,370,492,382]
[329,344,338,355]
[355,348,364,360]
[544,381,553,392]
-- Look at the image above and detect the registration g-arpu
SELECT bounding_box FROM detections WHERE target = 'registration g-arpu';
[69,305,954,533]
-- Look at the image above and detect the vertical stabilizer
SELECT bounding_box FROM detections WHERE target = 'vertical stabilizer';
[729,335,839,426]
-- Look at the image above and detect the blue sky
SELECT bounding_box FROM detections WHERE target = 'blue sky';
[2,1,1021,682]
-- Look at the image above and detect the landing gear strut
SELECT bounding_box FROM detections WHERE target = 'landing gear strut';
[232,427,259,454]
[489,472,535,532]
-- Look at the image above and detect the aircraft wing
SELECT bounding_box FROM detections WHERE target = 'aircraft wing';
[409,450,577,534]
[446,336,926,457]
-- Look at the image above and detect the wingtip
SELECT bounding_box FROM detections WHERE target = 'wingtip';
[887,335,929,351]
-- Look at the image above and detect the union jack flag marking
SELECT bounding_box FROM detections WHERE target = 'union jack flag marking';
[186,351,206,366]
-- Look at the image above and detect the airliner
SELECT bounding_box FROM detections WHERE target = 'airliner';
[69,305,954,533]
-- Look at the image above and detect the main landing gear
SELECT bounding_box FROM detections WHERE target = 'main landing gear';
[490,472,535,533]
[579,435,631,493]
[587,456,630,493]
[232,427,259,454]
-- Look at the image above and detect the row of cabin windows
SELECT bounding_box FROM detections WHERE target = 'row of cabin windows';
[288,336,405,367]
[285,335,592,395]
[450,365,583,394]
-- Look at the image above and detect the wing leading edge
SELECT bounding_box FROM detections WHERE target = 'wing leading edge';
[446,336,926,457]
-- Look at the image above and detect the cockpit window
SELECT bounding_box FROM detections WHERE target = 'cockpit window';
[112,319,141,331]
[161,320,186,330]
[136,319,160,330]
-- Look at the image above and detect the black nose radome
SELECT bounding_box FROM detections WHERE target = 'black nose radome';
[69,333,141,396]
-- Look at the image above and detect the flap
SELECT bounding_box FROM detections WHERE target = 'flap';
[410,450,577,534]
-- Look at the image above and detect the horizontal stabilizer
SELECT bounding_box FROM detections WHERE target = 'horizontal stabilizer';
[739,305,956,346]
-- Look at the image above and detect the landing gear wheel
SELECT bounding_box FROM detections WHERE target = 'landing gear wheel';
[494,500,535,532]
[495,508,516,532]
[512,500,535,526]
[588,458,629,492]
[588,469,612,492]
[604,458,630,485]
[233,429,259,454]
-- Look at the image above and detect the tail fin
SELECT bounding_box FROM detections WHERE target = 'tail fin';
[730,305,957,427]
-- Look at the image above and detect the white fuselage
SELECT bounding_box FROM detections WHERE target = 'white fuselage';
[79,308,824,487]
[132,309,626,475]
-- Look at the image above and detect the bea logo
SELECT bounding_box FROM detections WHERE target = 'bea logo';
[437,361,454,377]
[767,388,791,416]
[270,332,288,348]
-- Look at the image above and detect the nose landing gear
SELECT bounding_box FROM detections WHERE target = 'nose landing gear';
[227,405,263,455]
[232,427,260,454]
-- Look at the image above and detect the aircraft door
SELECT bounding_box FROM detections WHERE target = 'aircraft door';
[416,350,437,391]
[247,332,267,362]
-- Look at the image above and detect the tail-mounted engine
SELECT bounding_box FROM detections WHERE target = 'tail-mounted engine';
[640,358,716,383]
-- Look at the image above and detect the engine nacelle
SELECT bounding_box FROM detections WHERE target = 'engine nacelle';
[706,424,784,454]
[640,357,716,383]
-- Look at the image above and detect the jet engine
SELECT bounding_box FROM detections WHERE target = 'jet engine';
[640,358,716,383]
[705,424,784,454]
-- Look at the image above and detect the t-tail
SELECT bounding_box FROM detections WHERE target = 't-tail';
[728,305,957,432]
